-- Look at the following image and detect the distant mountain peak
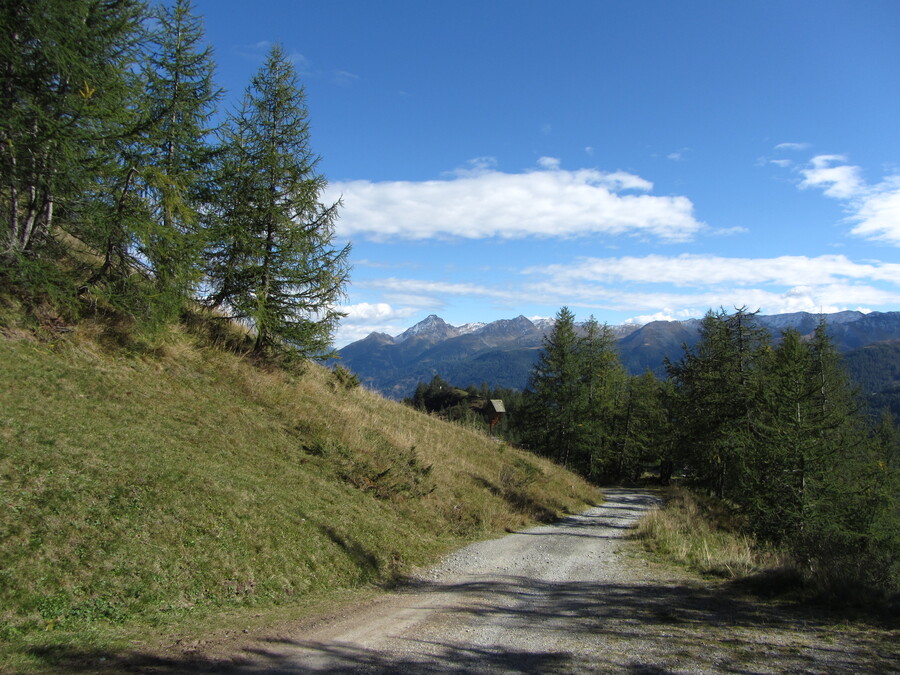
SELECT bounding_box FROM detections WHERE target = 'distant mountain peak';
[338,311,900,399]
[478,315,536,337]
[458,322,486,335]
[395,314,458,343]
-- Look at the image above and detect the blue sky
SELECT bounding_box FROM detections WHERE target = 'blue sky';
[193,0,900,346]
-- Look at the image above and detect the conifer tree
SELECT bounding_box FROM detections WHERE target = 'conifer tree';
[134,0,220,311]
[205,44,350,358]
[745,328,818,539]
[1,0,144,260]
[667,308,769,498]
[791,320,888,575]
[521,307,583,468]
[83,0,220,324]
[580,316,626,479]
[612,369,665,482]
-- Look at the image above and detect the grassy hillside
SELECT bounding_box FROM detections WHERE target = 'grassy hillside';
[0,310,600,669]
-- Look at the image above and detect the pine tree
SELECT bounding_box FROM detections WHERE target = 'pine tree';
[1,0,144,260]
[580,316,626,480]
[666,308,769,498]
[134,0,220,313]
[521,307,584,469]
[205,44,350,358]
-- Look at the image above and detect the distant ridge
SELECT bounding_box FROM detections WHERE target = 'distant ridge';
[337,311,900,399]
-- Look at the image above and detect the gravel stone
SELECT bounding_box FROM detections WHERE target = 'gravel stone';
[220,488,898,673]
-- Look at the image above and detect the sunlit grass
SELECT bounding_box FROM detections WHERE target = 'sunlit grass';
[633,486,786,579]
[0,312,600,671]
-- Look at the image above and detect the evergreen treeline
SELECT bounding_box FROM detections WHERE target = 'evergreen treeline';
[412,307,898,592]
[843,340,900,421]
[522,306,898,592]
[1,0,349,358]
[518,307,669,483]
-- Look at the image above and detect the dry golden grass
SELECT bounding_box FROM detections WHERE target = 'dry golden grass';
[633,486,786,579]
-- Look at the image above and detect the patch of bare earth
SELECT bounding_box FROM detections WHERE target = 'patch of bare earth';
[113,489,898,673]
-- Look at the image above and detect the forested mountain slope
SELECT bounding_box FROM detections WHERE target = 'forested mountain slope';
[844,339,900,418]
[338,311,900,398]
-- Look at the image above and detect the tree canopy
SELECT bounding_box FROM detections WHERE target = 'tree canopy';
[1,0,350,359]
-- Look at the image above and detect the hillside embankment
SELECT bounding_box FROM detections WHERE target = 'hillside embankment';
[0,313,600,672]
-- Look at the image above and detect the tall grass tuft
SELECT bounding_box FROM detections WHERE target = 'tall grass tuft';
[633,486,786,579]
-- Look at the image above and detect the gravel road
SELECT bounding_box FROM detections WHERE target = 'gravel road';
[215,488,895,674]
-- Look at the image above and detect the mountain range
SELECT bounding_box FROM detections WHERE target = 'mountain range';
[337,311,900,400]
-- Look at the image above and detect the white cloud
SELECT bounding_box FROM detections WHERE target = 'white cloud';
[849,176,900,245]
[365,278,522,302]
[519,253,900,319]
[791,155,900,245]
[625,309,698,325]
[775,142,811,151]
[799,155,865,199]
[445,156,498,178]
[709,226,749,236]
[328,161,703,242]
[353,258,422,270]
[333,302,423,346]
[345,254,900,329]
[525,253,900,287]
[342,302,401,321]
[537,156,561,170]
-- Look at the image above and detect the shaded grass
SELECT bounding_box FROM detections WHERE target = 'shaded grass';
[0,315,601,672]
[632,485,899,623]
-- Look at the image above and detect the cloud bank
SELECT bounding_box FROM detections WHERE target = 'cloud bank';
[524,253,900,313]
[335,253,900,346]
[328,159,704,242]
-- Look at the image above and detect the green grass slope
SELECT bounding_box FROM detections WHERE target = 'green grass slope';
[0,314,600,668]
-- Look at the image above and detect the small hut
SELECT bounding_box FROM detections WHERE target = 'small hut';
[486,399,506,435]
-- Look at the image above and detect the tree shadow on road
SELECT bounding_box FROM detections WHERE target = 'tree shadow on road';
[26,572,895,673]
[229,575,895,673]
[16,489,896,673]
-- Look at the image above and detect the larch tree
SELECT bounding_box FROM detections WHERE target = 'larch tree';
[747,327,819,540]
[579,316,626,480]
[1,0,144,261]
[130,0,220,315]
[666,308,770,499]
[84,0,221,323]
[205,44,350,358]
[521,307,585,469]
[611,369,666,483]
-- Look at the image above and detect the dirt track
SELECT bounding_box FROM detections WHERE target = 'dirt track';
[206,488,896,673]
